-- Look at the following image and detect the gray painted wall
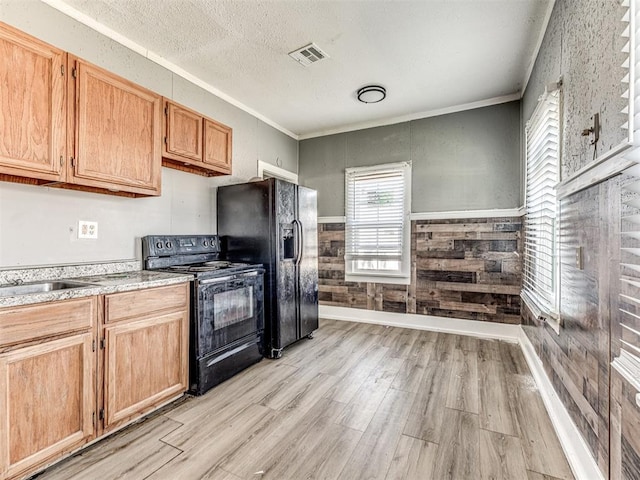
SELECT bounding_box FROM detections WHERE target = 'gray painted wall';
[523,0,627,177]
[299,101,521,217]
[0,0,297,267]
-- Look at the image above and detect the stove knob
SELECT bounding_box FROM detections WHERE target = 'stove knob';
[210,238,216,247]
[166,241,173,249]
[203,240,208,247]
[156,242,163,249]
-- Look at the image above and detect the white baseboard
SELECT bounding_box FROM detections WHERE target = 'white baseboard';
[517,330,604,480]
[319,305,604,480]
[320,305,521,341]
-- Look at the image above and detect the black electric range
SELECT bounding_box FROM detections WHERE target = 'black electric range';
[142,235,264,395]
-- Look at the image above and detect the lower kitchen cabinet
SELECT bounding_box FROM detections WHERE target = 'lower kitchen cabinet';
[103,310,188,431]
[101,283,189,434]
[0,282,189,480]
[0,298,96,480]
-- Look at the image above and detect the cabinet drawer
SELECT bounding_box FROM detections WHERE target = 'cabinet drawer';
[105,284,188,323]
[0,296,96,348]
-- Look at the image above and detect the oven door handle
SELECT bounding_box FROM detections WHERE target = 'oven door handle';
[293,219,303,265]
[198,270,259,286]
[199,275,234,285]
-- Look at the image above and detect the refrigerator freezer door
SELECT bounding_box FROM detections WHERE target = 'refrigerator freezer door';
[297,185,319,338]
[274,179,298,351]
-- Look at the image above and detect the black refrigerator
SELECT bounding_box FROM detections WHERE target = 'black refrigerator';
[217,178,318,359]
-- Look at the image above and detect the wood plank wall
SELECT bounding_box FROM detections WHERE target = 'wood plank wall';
[522,178,619,478]
[318,217,523,324]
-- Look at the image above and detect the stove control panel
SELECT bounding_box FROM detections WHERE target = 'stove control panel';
[142,235,220,258]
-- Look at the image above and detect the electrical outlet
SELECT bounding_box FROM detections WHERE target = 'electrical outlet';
[78,221,98,239]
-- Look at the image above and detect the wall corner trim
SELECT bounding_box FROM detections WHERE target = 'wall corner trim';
[410,207,525,221]
[318,305,604,480]
[557,141,634,199]
[318,208,525,224]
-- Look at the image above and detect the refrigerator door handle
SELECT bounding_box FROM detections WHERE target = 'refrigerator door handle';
[293,219,303,265]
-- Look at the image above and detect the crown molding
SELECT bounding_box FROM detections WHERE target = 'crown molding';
[298,93,521,140]
[40,0,298,140]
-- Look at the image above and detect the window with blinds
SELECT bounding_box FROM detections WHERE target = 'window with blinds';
[345,162,411,282]
[523,88,560,316]
[618,162,640,389]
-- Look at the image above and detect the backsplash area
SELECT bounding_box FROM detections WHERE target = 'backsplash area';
[318,216,523,324]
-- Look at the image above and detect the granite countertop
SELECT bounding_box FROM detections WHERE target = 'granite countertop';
[0,261,193,308]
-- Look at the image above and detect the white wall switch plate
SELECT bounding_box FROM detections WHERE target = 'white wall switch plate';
[78,220,98,239]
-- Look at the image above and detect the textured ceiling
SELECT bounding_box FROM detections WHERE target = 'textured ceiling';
[49,0,553,138]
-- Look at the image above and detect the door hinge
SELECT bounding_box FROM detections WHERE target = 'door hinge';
[71,67,77,78]
[61,64,65,76]
[100,338,106,350]
[98,408,104,421]
[92,339,96,352]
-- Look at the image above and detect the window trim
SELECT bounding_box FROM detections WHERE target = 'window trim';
[257,160,298,184]
[344,162,412,285]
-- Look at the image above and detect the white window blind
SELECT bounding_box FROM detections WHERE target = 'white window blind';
[345,162,411,280]
[523,88,560,313]
[614,0,640,390]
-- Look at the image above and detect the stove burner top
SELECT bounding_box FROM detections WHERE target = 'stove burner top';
[142,235,262,278]
[166,261,252,273]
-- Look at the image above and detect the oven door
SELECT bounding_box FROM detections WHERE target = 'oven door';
[194,270,264,357]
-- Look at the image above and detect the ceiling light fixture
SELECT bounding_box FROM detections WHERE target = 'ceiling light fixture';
[357,85,386,103]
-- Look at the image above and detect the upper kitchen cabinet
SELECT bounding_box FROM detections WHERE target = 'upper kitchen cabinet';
[0,22,162,197]
[0,22,66,183]
[67,56,162,196]
[163,100,203,163]
[203,118,232,174]
[162,99,232,176]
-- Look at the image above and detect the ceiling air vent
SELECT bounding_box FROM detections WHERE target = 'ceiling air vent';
[288,43,329,67]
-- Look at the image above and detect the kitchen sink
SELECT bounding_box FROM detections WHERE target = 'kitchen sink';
[0,280,97,297]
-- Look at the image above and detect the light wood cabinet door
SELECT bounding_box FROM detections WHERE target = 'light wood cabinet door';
[164,101,203,162]
[0,22,66,183]
[69,56,162,196]
[203,118,232,174]
[0,333,95,480]
[103,310,188,432]
[161,98,232,177]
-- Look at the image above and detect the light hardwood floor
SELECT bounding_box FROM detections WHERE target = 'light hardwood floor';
[36,319,575,480]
